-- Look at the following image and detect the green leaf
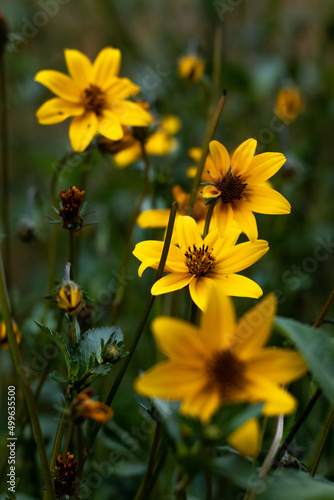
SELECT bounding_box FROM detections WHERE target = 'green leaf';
[213,452,254,489]
[34,321,72,378]
[49,370,68,383]
[257,470,334,500]
[274,317,334,404]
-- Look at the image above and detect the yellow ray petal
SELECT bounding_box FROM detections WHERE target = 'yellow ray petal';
[227,418,260,457]
[64,49,92,89]
[214,240,269,274]
[92,47,121,90]
[138,258,160,277]
[245,185,291,214]
[180,387,221,422]
[36,98,84,124]
[246,152,286,184]
[151,272,194,295]
[231,138,257,176]
[189,276,214,311]
[112,100,152,126]
[202,185,221,199]
[200,283,236,351]
[114,144,141,168]
[133,240,187,273]
[213,274,263,299]
[247,349,307,383]
[209,140,230,176]
[146,131,171,155]
[234,294,277,357]
[213,202,235,238]
[176,215,203,250]
[35,70,80,102]
[106,78,140,100]
[161,115,181,135]
[69,112,98,152]
[137,209,171,228]
[232,202,258,242]
[152,317,209,363]
[135,361,204,400]
[98,110,123,141]
[245,373,297,415]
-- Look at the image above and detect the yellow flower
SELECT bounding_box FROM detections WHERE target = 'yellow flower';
[133,215,268,310]
[35,47,152,152]
[134,289,307,424]
[113,115,181,168]
[72,388,114,423]
[55,281,83,315]
[202,139,290,241]
[0,321,21,349]
[275,87,304,124]
[178,54,205,82]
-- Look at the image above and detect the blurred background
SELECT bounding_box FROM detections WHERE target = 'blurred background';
[0,0,334,498]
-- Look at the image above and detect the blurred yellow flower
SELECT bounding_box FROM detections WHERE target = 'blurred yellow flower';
[202,139,290,242]
[133,215,268,310]
[135,289,307,424]
[178,53,204,82]
[0,321,21,349]
[55,281,83,316]
[35,47,152,152]
[113,115,181,168]
[275,87,304,124]
[72,388,114,423]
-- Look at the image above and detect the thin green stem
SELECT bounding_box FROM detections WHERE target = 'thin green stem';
[135,421,162,500]
[309,407,334,477]
[62,418,74,456]
[212,25,223,109]
[203,201,216,238]
[313,286,334,328]
[89,201,178,450]
[187,92,227,217]
[0,246,56,500]
[110,140,151,325]
[190,300,200,325]
[69,230,75,280]
[205,469,213,500]
[70,316,77,346]
[74,423,85,500]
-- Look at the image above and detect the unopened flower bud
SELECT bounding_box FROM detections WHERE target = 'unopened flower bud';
[58,186,85,233]
[178,54,204,83]
[101,343,122,363]
[53,452,78,498]
[55,281,83,315]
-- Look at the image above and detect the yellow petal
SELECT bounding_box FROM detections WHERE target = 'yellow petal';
[246,152,286,184]
[161,115,181,135]
[152,317,208,364]
[138,258,160,277]
[92,47,121,90]
[235,294,277,357]
[212,274,263,299]
[214,240,269,274]
[146,131,171,155]
[69,112,98,152]
[231,138,257,176]
[176,216,203,250]
[202,185,220,199]
[98,111,123,141]
[133,240,186,273]
[180,388,221,423]
[246,185,291,214]
[213,202,234,238]
[245,373,297,415]
[189,276,215,311]
[247,349,307,383]
[114,144,141,168]
[227,418,260,457]
[107,78,140,100]
[64,49,92,89]
[137,209,171,228]
[36,98,84,124]
[232,202,258,242]
[209,140,230,177]
[111,100,152,126]
[35,70,80,102]
[135,361,205,400]
[151,273,194,295]
[200,283,236,351]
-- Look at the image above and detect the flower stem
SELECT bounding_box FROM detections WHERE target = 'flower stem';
[89,201,178,450]
[70,315,77,346]
[0,246,56,500]
[110,140,151,325]
[313,286,334,328]
[203,200,216,238]
[187,92,227,217]
[309,407,334,477]
[135,421,162,500]
[69,229,75,279]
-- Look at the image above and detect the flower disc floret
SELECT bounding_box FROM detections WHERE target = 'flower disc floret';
[185,244,215,277]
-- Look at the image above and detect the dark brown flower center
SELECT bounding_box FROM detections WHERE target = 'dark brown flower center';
[206,350,246,399]
[216,171,247,204]
[185,244,215,277]
[81,84,106,115]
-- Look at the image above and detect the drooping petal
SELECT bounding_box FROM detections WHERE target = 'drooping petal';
[176,215,203,251]
[209,140,230,177]
[189,276,214,311]
[92,47,121,90]
[64,49,92,89]
[246,152,286,184]
[69,112,98,152]
[247,349,307,383]
[234,294,277,357]
[35,70,81,102]
[137,209,171,228]
[214,240,269,274]
[232,202,258,242]
[227,418,260,457]
[151,273,194,295]
[245,185,291,215]
[212,274,263,299]
[114,144,142,168]
[133,240,187,273]
[138,258,160,277]
[98,110,123,141]
[180,387,221,422]
[111,100,152,127]
[106,78,140,100]
[151,317,209,364]
[200,283,236,351]
[231,138,257,176]
[36,98,84,124]
[245,372,297,415]
[135,361,204,400]
[202,185,221,199]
